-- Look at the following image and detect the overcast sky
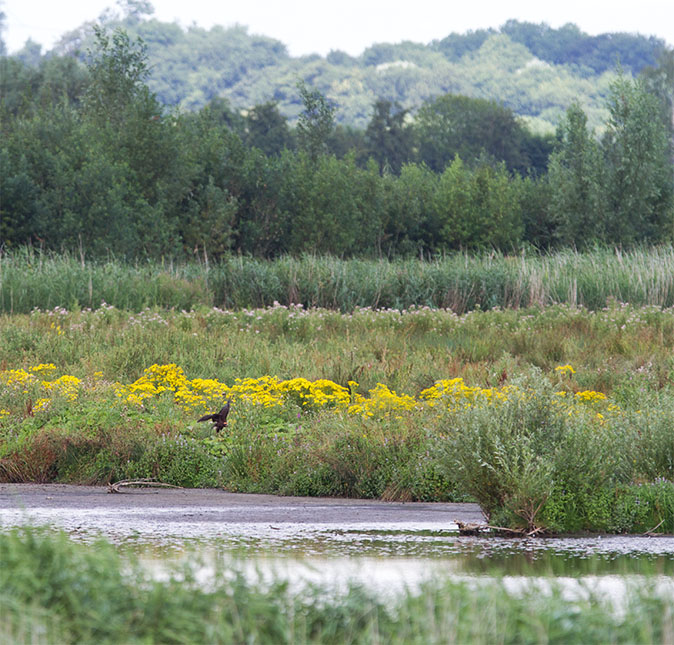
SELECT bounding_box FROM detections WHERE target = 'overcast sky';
[3,0,673,56]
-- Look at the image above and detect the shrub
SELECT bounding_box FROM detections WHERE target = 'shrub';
[443,376,566,530]
[442,374,649,533]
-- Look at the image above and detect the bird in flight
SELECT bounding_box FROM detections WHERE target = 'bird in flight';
[197,398,231,432]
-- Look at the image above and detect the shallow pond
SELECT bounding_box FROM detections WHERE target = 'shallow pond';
[118,528,674,611]
[2,488,674,599]
[6,508,674,595]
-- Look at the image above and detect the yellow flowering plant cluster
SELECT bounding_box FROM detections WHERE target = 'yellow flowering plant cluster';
[574,390,607,403]
[419,377,512,410]
[0,362,617,425]
[1,364,81,399]
[555,364,576,376]
[112,365,516,418]
[347,383,417,417]
[554,389,608,403]
[0,364,82,416]
[41,375,82,402]
[0,368,38,389]
[115,368,350,414]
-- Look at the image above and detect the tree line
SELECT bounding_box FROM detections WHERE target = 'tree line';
[1,27,673,260]
[6,2,668,132]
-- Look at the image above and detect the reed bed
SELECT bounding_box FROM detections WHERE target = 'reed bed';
[4,246,674,313]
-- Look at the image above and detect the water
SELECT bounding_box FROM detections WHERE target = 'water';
[123,527,674,607]
[3,496,674,599]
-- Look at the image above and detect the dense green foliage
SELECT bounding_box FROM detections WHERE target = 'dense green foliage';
[445,380,674,533]
[4,527,674,644]
[2,18,673,258]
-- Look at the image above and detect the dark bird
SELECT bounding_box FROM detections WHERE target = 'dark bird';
[197,398,231,432]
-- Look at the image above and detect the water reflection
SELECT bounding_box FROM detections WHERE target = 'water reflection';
[115,528,674,583]
[4,505,674,587]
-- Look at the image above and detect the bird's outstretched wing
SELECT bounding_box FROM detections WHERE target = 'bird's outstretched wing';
[218,399,231,421]
[197,398,232,429]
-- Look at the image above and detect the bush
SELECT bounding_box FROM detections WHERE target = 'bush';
[123,434,222,488]
[443,376,566,530]
[442,374,655,533]
[218,413,461,502]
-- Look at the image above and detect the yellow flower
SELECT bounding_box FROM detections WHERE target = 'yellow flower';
[575,390,606,403]
[34,398,51,411]
[418,378,511,411]
[0,369,36,387]
[30,363,57,373]
[42,375,81,401]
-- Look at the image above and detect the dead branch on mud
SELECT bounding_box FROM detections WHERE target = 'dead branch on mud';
[108,479,183,493]
[455,520,546,537]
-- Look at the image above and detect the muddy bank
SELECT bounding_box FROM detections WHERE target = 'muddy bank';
[0,484,484,541]
[0,483,483,523]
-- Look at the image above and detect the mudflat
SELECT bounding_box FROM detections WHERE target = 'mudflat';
[0,483,484,526]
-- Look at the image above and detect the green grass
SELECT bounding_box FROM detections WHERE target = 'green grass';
[2,526,674,644]
[5,246,674,313]
[2,299,674,391]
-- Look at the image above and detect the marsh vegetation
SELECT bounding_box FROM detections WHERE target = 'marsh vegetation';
[2,281,674,535]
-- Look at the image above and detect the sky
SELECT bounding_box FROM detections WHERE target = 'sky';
[2,0,673,57]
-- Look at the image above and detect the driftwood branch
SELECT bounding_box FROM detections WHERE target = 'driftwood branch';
[455,520,546,537]
[455,521,486,536]
[643,518,665,537]
[108,479,183,494]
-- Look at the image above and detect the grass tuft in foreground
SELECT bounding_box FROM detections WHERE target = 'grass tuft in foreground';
[2,526,674,644]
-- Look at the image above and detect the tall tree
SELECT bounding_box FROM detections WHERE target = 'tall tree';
[296,80,335,160]
[547,103,606,247]
[83,26,153,127]
[603,74,673,243]
[364,99,413,173]
[414,94,530,173]
[640,47,674,161]
[81,26,186,255]
[244,101,293,156]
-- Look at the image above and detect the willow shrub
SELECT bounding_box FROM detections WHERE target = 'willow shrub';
[441,375,674,533]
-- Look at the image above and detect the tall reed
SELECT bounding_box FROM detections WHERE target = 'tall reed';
[4,246,674,313]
